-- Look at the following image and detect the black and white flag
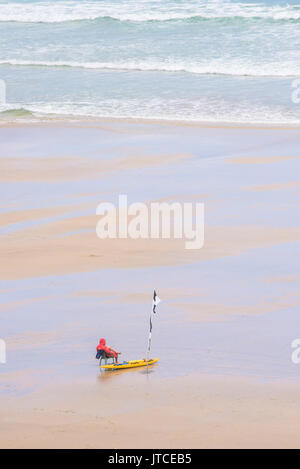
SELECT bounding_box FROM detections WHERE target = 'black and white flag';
[152,290,161,315]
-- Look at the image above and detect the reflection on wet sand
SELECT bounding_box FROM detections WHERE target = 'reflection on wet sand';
[98,364,158,381]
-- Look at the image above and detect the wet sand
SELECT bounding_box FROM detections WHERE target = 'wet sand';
[2,219,300,280]
[1,373,300,449]
[1,121,300,448]
[0,152,191,182]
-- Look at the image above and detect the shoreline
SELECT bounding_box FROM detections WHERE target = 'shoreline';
[1,116,300,131]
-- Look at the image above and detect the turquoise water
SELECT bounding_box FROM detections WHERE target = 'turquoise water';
[0,0,299,124]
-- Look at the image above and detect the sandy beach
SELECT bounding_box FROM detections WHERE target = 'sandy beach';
[0,121,300,448]
[1,0,300,452]
[2,373,300,449]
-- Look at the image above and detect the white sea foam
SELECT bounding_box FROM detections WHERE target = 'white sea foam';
[0,1,299,23]
[1,98,300,126]
[0,58,298,78]
[0,1,298,126]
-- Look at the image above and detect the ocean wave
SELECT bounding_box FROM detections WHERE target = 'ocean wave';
[0,58,298,78]
[0,1,300,23]
[1,99,300,126]
[0,107,34,118]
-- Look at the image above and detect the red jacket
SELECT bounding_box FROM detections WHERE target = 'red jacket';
[96,338,117,358]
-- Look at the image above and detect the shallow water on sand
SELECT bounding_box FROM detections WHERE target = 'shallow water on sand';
[1,123,300,395]
[1,238,300,397]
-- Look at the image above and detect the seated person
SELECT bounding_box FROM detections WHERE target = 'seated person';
[96,338,120,363]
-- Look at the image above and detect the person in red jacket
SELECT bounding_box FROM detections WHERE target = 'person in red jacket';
[96,338,120,363]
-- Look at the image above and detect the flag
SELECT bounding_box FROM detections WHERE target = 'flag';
[152,290,161,314]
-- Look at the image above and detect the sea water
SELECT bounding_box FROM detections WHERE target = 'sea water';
[0,0,299,124]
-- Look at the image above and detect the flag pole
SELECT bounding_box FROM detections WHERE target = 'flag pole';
[146,303,152,373]
[146,290,160,373]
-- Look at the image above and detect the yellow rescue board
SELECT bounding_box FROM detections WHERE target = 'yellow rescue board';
[99,358,158,370]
